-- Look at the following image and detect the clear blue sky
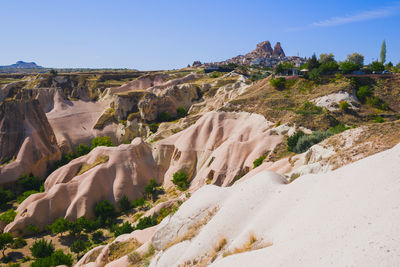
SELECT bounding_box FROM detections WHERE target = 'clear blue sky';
[1,0,399,70]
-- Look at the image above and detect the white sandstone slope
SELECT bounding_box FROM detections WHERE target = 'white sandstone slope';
[149,142,400,267]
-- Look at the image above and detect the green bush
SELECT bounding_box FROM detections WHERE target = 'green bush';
[91,231,104,244]
[112,221,134,237]
[329,123,349,134]
[70,239,89,257]
[370,61,384,72]
[296,101,323,115]
[30,239,54,258]
[75,144,90,157]
[50,249,73,266]
[176,106,188,118]
[144,179,158,199]
[117,195,131,212]
[309,68,322,82]
[18,174,41,192]
[269,77,286,90]
[49,217,69,236]
[132,197,145,208]
[356,86,372,102]
[339,101,350,111]
[253,155,266,168]
[90,136,114,150]
[0,188,14,209]
[76,216,99,233]
[0,233,13,258]
[17,190,38,204]
[149,123,159,133]
[0,209,16,224]
[31,257,52,267]
[294,131,333,153]
[135,215,157,230]
[172,171,189,191]
[287,131,305,152]
[12,236,27,249]
[94,200,116,225]
[374,116,385,123]
[157,111,171,122]
[209,71,222,78]
[340,61,360,73]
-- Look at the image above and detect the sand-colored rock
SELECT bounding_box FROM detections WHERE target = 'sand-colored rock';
[313,91,359,111]
[150,142,400,266]
[157,111,285,189]
[5,138,163,235]
[0,99,60,184]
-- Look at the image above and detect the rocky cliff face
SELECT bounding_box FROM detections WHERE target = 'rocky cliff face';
[245,40,273,58]
[273,41,285,57]
[0,100,60,184]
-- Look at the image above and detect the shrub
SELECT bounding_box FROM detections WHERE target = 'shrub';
[112,221,134,237]
[0,233,13,258]
[340,61,360,74]
[269,77,286,90]
[294,131,333,153]
[157,111,171,122]
[135,215,157,230]
[75,144,90,157]
[149,123,159,133]
[144,179,158,199]
[0,209,17,224]
[90,136,113,150]
[370,61,384,72]
[253,155,266,168]
[70,239,89,257]
[339,101,350,111]
[287,131,305,152]
[50,249,73,266]
[374,116,385,123]
[94,200,116,225]
[30,239,54,258]
[209,71,222,78]
[329,123,349,134]
[172,171,189,191]
[17,190,38,204]
[50,217,69,236]
[132,197,145,208]
[27,224,40,235]
[356,86,372,102]
[309,68,322,82]
[12,236,27,249]
[91,231,104,244]
[0,188,13,209]
[296,101,323,115]
[31,257,52,267]
[117,195,131,212]
[76,216,99,233]
[176,106,187,118]
[67,221,83,237]
[18,174,41,192]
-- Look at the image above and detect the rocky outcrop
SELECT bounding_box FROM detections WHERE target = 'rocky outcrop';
[5,138,164,235]
[158,111,285,189]
[109,73,169,95]
[245,40,273,58]
[149,143,400,266]
[0,100,60,184]
[272,42,285,57]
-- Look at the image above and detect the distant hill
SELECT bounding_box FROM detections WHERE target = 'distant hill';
[0,61,43,69]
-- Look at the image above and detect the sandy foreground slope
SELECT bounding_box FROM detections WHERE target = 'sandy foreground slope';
[148,142,400,267]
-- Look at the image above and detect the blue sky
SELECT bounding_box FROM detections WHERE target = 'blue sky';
[1,0,399,70]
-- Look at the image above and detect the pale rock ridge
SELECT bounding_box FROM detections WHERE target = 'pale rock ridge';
[0,99,60,185]
[149,143,400,266]
[5,138,162,234]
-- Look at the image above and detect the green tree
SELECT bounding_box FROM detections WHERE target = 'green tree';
[307,53,320,70]
[380,40,386,64]
[340,61,360,74]
[112,221,134,237]
[94,200,116,225]
[117,195,132,212]
[30,239,54,258]
[0,233,13,258]
[172,171,189,191]
[0,209,17,224]
[274,63,284,74]
[144,179,158,199]
[176,106,187,118]
[135,215,158,230]
[50,217,69,237]
[318,53,335,64]
[70,239,89,258]
[12,236,27,249]
[76,216,99,233]
[346,53,364,66]
[27,224,40,236]
[51,249,73,266]
[370,61,384,72]
[356,86,373,102]
[0,188,14,208]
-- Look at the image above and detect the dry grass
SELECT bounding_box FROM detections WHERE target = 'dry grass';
[223,233,272,258]
[164,206,218,250]
[127,243,155,267]
[108,238,141,262]
[77,154,109,176]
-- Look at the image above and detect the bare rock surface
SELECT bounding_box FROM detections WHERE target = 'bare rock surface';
[150,143,400,266]
[0,99,60,184]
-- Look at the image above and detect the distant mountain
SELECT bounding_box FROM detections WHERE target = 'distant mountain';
[0,61,43,69]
